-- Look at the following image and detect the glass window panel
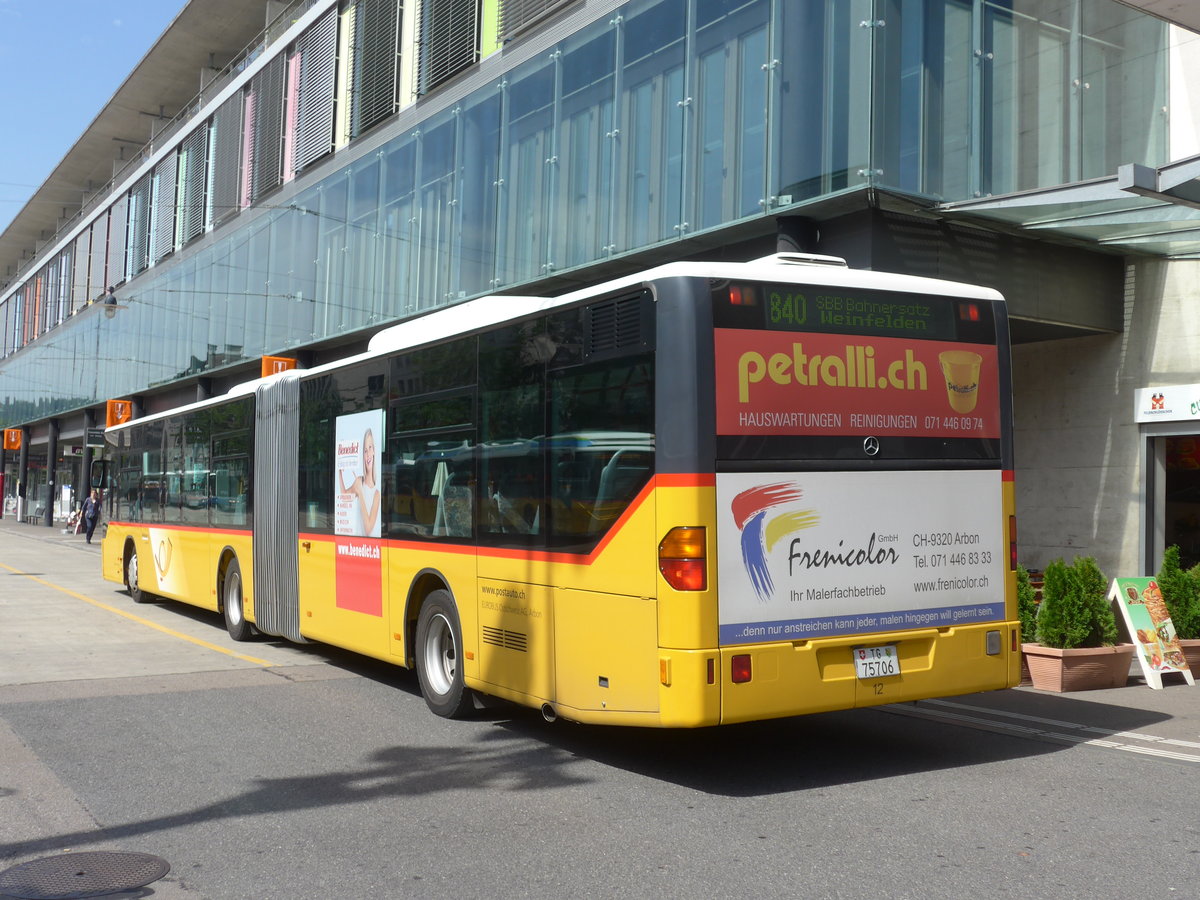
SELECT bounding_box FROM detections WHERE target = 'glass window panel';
[317,171,349,335]
[499,57,555,286]
[418,115,457,307]
[386,337,477,539]
[457,91,502,296]
[180,409,212,527]
[381,138,417,316]
[478,321,546,544]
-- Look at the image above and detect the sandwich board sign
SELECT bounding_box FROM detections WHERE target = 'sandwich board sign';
[1109,577,1195,690]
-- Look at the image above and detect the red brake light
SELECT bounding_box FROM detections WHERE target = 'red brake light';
[731,654,752,683]
[729,285,757,307]
[959,302,981,322]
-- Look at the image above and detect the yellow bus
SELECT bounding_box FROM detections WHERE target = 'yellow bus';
[102,254,1019,726]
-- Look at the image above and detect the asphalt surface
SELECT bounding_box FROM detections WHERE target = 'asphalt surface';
[2,513,1199,898]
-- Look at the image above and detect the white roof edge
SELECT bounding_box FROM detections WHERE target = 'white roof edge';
[108,257,1005,430]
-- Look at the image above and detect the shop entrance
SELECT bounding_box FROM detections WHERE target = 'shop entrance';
[1146,431,1200,573]
[1162,436,1200,569]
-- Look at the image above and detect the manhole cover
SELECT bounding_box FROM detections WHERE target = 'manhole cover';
[0,851,170,899]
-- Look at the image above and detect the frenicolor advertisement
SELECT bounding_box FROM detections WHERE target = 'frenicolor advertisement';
[716,469,1005,645]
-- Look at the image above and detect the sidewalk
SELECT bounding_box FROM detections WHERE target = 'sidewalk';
[0,510,105,552]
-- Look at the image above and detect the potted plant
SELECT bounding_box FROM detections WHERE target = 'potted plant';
[1016,564,1038,684]
[1021,556,1134,692]
[1156,546,1200,670]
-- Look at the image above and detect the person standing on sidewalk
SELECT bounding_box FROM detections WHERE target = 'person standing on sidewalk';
[82,488,102,544]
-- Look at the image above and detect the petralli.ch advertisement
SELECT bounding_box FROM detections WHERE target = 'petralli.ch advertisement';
[714,329,1001,439]
[716,470,1005,645]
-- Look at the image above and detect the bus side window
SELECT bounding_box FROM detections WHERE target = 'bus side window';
[590,450,652,532]
[434,473,473,537]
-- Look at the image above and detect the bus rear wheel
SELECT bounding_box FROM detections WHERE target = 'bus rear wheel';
[415,590,473,719]
[126,547,152,604]
[221,557,254,642]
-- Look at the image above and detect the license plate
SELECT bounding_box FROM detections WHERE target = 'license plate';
[853,644,900,679]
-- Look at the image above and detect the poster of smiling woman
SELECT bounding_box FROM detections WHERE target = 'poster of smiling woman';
[335,410,384,538]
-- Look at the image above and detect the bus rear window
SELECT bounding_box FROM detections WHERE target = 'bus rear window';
[712,282,1003,464]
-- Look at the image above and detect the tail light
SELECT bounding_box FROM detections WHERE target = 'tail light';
[659,526,706,591]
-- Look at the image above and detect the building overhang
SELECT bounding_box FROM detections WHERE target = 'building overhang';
[1117,1,1200,34]
[937,155,1200,261]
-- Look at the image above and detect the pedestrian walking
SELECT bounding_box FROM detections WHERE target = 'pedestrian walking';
[82,488,102,544]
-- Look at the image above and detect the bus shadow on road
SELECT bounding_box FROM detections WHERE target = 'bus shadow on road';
[489,691,1175,797]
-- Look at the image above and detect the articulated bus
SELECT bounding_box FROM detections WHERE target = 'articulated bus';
[102,254,1018,727]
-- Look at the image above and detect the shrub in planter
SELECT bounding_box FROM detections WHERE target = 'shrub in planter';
[1035,556,1118,649]
[1017,564,1038,644]
[1156,546,1200,640]
[1025,556,1129,692]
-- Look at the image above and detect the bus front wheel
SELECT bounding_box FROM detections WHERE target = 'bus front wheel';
[221,557,254,642]
[415,590,473,719]
[126,547,152,604]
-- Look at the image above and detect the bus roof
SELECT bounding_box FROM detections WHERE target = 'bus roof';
[106,255,1004,432]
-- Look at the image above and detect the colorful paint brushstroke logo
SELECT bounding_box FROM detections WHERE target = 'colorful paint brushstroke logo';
[731,483,819,602]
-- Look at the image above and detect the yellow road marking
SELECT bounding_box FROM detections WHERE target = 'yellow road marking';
[0,562,273,667]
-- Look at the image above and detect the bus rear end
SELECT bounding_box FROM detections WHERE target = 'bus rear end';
[705,264,1018,723]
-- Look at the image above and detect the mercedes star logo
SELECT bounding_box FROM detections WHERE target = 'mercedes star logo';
[863,436,880,456]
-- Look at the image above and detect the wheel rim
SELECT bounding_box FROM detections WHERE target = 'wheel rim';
[225,570,243,626]
[422,613,457,697]
[128,554,138,593]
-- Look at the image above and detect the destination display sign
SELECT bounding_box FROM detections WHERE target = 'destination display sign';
[714,283,995,342]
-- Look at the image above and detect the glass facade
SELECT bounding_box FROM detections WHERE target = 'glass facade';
[0,0,1169,427]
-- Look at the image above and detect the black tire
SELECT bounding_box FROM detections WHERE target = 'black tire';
[221,557,254,642]
[415,590,474,718]
[126,546,153,604]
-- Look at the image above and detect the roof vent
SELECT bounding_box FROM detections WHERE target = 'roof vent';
[750,252,848,268]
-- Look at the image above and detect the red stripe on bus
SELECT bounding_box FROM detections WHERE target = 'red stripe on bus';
[1002,470,1014,482]
[655,472,715,487]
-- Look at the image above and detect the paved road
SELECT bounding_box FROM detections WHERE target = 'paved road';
[2,516,1199,899]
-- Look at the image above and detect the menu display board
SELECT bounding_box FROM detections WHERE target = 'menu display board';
[1109,577,1196,690]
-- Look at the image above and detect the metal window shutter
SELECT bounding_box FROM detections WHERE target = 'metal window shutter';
[88,216,107,300]
[179,126,208,246]
[73,232,90,310]
[129,174,152,276]
[417,0,480,96]
[295,7,338,172]
[46,254,61,329]
[107,196,128,285]
[211,94,243,226]
[251,54,285,203]
[499,0,572,40]
[349,0,402,137]
[151,151,178,264]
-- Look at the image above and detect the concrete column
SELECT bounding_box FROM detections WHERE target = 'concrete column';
[44,419,59,527]
[17,427,29,522]
[81,409,95,501]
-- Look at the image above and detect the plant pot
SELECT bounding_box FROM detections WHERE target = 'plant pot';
[1020,643,1136,692]
[1179,639,1200,673]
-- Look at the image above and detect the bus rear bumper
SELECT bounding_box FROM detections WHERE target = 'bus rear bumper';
[717,623,1021,725]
